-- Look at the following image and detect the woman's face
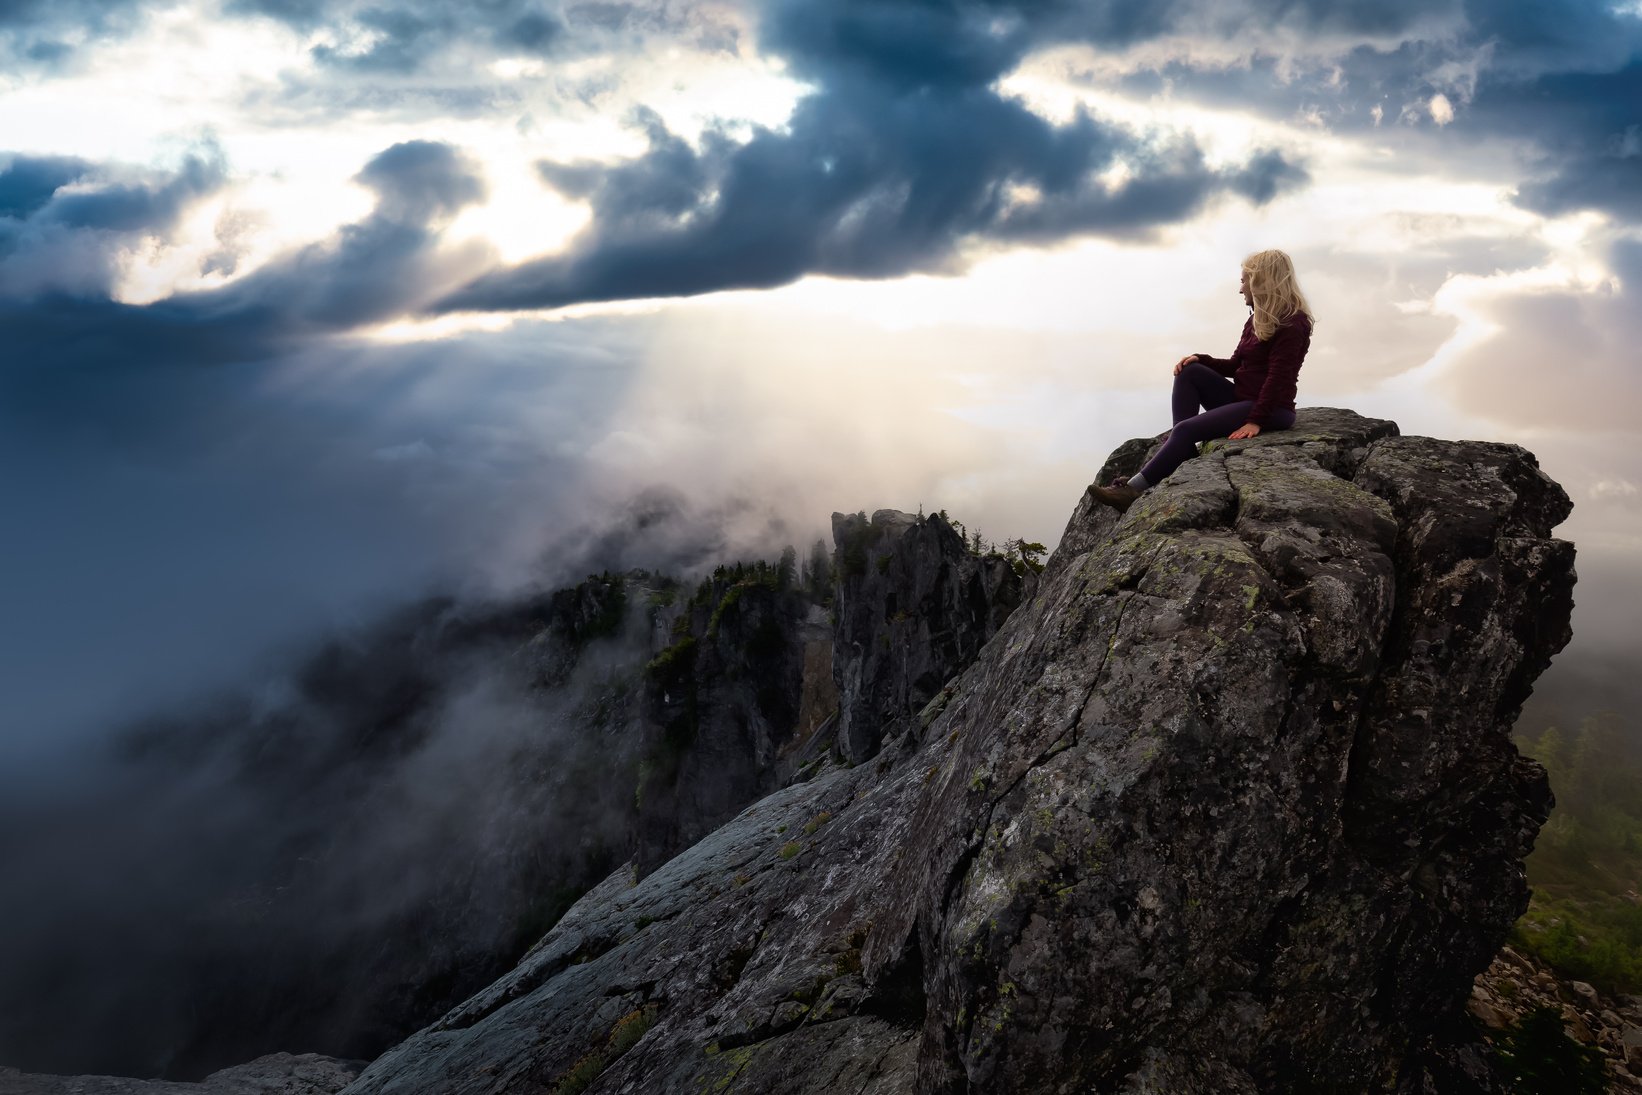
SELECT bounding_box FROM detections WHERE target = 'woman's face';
[1239,267,1252,307]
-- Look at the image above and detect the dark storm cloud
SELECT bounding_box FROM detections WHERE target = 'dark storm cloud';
[762,0,1028,87]
[1430,2,1642,220]
[224,0,326,23]
[2,140,483,363]
[355,138,487,222]
[41,150,226,232]
[228,0,568,58]
[0,148,224,239]
[0,0,124,32]
[1473,60,1642,219]
[436,0,1308,313]
[1052,0,1642,221]
[1347,1,1642,221]
[1464,0,1637,74]
[202,140,487,333]
[0,153,92,219]
[0,147,228,297]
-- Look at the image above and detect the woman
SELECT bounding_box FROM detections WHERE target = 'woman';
[1088,249,1315,513]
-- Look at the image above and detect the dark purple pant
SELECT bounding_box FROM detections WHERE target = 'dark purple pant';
[1137,363,1296,485]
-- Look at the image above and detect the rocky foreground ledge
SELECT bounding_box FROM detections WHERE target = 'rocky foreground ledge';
[7,409,1579,1093]
[0,1054,363,1095]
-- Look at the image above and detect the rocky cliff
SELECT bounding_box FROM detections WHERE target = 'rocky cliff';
[634,513,1026,872]
[830,510,1024,765]
[307,408,1576,1093]
[631,565,835,874]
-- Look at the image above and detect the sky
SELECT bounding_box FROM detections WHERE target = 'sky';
[3,0,1641,771]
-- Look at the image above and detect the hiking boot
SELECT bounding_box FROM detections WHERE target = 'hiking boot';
[1086,481,1141,513]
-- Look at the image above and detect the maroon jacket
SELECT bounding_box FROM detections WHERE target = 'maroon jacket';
[1195,311,1312,427]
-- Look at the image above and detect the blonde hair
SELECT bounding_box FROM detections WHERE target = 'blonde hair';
[1243,249,1315,341]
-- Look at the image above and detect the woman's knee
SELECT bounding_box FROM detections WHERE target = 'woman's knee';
[1180,361,1220,384]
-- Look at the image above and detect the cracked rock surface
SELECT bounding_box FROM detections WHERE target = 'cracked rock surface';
[324,409,1573,1094]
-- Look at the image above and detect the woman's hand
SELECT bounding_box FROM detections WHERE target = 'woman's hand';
[1228,422,1261,440]
[1174,354,1199,376]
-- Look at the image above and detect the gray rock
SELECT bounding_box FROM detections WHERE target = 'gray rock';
[0,1054,363,1095]
[341,761,922,1094]
[1570,980,1602,1007]
[336,409,1573,1094]
[830,509,1023,764]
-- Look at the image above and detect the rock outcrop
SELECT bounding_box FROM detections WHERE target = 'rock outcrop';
[633,568,836,874]
[830,510,1024,764]
[329,409,1576,1094]
[635,510,1026,868]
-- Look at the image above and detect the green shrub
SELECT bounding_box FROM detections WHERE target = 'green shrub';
[645,636,697,682]
[552,1051,607,1095]
[1493,1006,1607,1095]
[1513,711,1642,993]
[608,1006,657,1056]
[1006,538,1047,576]
[706,583,746,638]
[551,1005,659,1094]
